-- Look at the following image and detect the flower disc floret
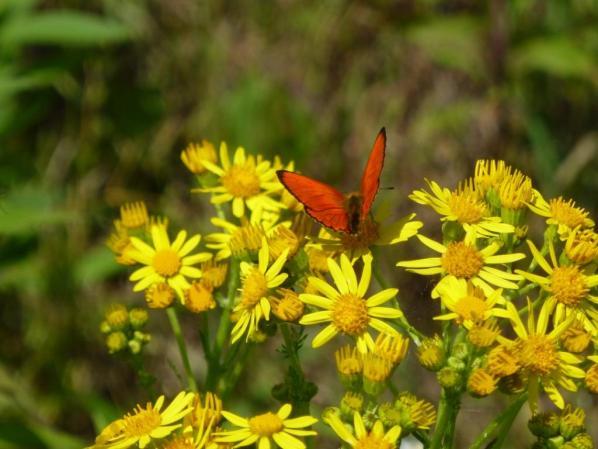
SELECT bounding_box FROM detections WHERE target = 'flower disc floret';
[550,266,588,307]
[300,253,402,353]
[441,242,484,278]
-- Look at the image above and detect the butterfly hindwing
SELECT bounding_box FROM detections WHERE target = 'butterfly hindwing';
[360,127,386,218]
[277,170,351,233]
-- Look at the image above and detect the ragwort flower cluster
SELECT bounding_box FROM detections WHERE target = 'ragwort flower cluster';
[95,137,597,449]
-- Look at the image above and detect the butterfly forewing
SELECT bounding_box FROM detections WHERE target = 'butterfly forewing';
[277,170,351,233]
[359,127,386,219]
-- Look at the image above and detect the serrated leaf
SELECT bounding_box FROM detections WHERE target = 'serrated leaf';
[1,11,131,47]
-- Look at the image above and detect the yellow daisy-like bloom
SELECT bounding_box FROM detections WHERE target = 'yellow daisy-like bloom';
[433,277,508,327]
[107,221,136,265]
[467,319,500,348]
[126,225,212,300]
[467,368,498,397]
[89,391,194,449]
[200,260,228,289]
[299,253,403,353]
[499,300,585,409]
[145,283,176,309]
[181,140,218,175]
[564,228,598,265]
[410,179,513,237]
[270,288,304,322]
[373,333,409,365]
[184,281,217,313]
[195,144,282,219]
[528,193,594,238]
[474,160,512,197]
[231,239,289,343]
[185,392,223,430]
[315,211,422,259]
[335,345,363,376]
[325,411,401,449]
[516,239,598,333]
[120,202,149,229]
[215,403,317,449]
[397,232,525,296]
[497,170,534,210]
[205,218,271,261]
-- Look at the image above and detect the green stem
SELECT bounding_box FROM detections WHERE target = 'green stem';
[468,393,528,449]
[199,313,211,361]
[413,430,431,448]
[280,324,311,415]
[206,258,240,391]
[166,307,197,392]
[429,389,460,449]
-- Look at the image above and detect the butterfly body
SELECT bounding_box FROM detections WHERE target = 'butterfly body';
[277,128,386,235]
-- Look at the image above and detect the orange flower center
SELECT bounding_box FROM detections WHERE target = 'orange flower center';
[550,266,588,307]
[517,335,558,376]
[331,294,369,336]
[153,249,181,277]
[454,294,488,323]
[241,268,268,308]
[123,403,161,437]
[222,162,261,198]
[248,412,283,436]
[448,190,486,223]
[355,434,393,449]
[549,197,590,229]
[441,242,484,278]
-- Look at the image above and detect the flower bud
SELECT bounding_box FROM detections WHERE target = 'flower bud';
[145,283,175,309]
[340,392,364,420]
[104,304,129,330]
[437,367,461,389]
[559,406,585,440]
[184,281,216,313]
[528,412,560,438]
[498,372,527,395]
[570,433,593,449]
[447,356,466,372]
[335,345,362,390]
[362,354,392,396]
[128,339,142,354]
[585,363,598,394]
[129,308,148,329]
[417,336,444,371]
[106,331,127,353]
[452,342,469,360]
[467,368,497,397]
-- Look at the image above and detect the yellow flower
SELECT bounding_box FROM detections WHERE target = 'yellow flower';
[267,224,301,261]
[373,333,409,365]
[564,228,598,265]
[585,355,598,394]
[105,303,129,330]
[560,321,592,353]
[397,232,525,296]
[231,239,288,343]
[528,193,594,238]
[474,160,512,197]
[205,218,269,260]
[270,289,304,322]
[185,392,223,430]
[200,260,228,289]
[107,221,136,265]
[467,319,500,348]
[181,140,218,175]
[325,411,401,449]
[216,403,317,449]
[497,170,534,210]
[416,335,444,371]
[89,391,194,449]
[486,344,519,378]
[467,368,497,397]
[433,277,508,327]
[127,225,212,300]
[335,345,363,376]
[194,144,282,219]
[120,202,149,229]
[299,253,403,353]
[184,281,217,313]
[516,239,598,333]
[410,179,513,237]
[314,211,422,259]
[145,283,176,309]
[499,300,585,409]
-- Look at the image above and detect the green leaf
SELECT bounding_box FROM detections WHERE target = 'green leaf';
[0,11,131,47]
[74,245,123,285]
[405,15,484,78]
[510,36,597,80]
[0,66,63,97]
[0,185,75,236]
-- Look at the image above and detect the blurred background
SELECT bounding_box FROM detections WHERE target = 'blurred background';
[1,0,597,448]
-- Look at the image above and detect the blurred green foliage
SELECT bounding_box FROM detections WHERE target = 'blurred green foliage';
[0,0,596,447]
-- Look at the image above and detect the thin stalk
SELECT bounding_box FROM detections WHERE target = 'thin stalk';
[430,389,461,449]
[166,307,197,392]
[413,430,431,448]
[468,393,528,449]
[280,323,310,415]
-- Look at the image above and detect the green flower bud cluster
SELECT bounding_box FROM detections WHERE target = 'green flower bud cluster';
[100,303,150,354]
[528,406,594,449]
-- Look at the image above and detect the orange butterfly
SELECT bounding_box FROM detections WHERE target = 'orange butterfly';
[277,128,386,234]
